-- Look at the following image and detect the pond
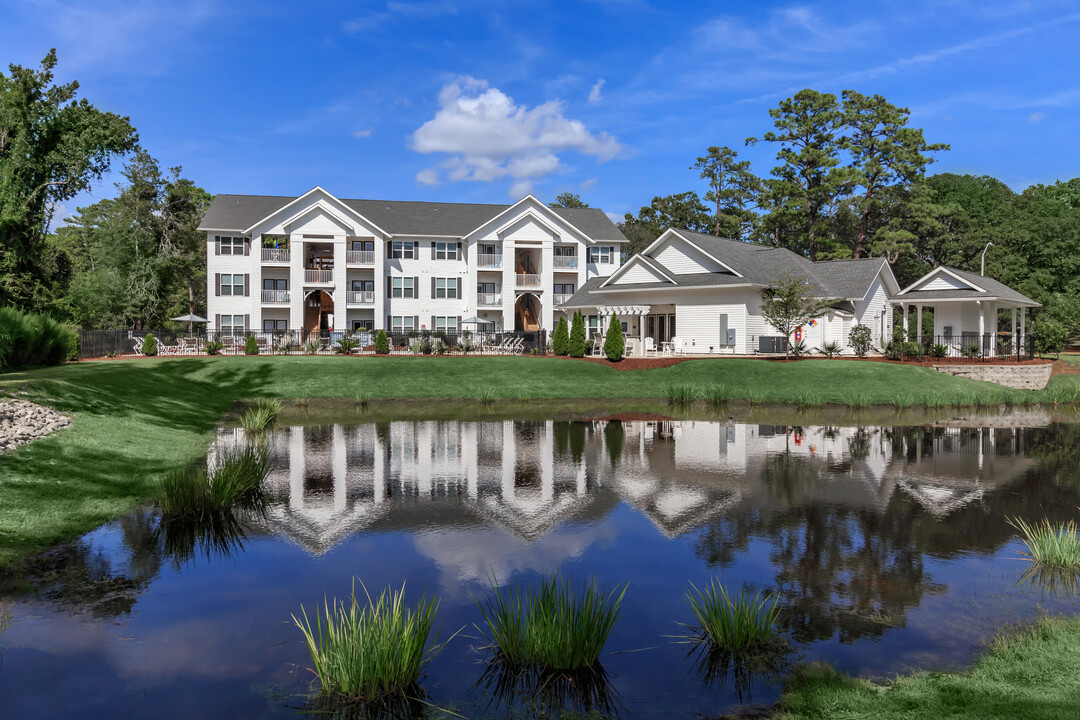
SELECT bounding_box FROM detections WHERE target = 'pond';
[2,414,1080,718]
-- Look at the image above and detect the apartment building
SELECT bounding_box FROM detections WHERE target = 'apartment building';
[198,187,627,338]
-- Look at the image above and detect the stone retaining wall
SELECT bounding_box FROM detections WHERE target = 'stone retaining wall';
[931,363,1053,390]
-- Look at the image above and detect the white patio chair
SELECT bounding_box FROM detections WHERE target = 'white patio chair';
[671,336,687,356]
[644,337,658,357]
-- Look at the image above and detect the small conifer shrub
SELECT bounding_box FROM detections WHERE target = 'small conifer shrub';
[603,314,624,362]
[569,311,586,358]
[141,333,158,356]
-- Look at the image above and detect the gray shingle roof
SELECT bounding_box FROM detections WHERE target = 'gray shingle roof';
[898,267,1040,306]
[199,193,627,242]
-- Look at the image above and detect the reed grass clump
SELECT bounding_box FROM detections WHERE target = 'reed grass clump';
[293,581,450,704]
[841,391,872,408]
[355,392,371,409]
[667,384,699,408]
[476,575,627,671]
[478,387,497,407]
[683,579,781,652]
[153,445,270,519]
[239,398,282,431]
[1010,517,1080,568]
[889,392,916,409]
[793,391,823,409]
[703,384,731,409]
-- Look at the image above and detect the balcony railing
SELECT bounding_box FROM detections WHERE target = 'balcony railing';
[476,253,502,269]
[554,293,572,306]
[346,250,374,264]
[347,290,375,305]
[261,289,290,304]
[516,273,541,288]
[553,256,578,269]
[261,248,290,263]
[304,269,333,283]
[477,292,502,307]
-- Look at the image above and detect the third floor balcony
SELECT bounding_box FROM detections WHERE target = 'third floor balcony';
[553,256,578,269]
[346,250,375,265]
[262,248,290,263]
[477,292,502,307]
[304,268,333,284]
[476,253,502,269]
[515,273,541,288]
[347,290,375,305]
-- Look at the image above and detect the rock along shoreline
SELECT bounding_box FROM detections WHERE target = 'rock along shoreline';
[0,399,71,452]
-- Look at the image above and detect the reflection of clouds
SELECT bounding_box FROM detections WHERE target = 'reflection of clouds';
[413,523,620,594]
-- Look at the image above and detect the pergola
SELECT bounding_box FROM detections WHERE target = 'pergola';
[595,305,652,356]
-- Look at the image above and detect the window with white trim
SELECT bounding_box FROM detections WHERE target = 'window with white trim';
[353,320,374,331]
[351,279,374,291]
[392,276,415,298]
[554,283,575,295]
[220,274,245,296]
[218,236,244,255]
[263,319,287,332]
[587,246,612,264]
[391,241,415,259]
[221,315,245,331]
[553,245,576,256]
[391,316,415,334]
[434,277,458,299]
[435,242,458,260]
[434,316,458,333]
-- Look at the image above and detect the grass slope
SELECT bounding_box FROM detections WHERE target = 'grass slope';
[778,616,1080,720]
[0,355,1077,568]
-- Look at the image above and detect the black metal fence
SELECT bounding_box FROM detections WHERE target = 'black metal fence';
[884,334,1036,362]
[77,328,548,359]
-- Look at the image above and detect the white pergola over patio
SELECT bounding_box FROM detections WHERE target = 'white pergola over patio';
[892,266,1040,357]
[596,305,652,356]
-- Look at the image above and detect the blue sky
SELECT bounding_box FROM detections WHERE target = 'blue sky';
[7,0,1080,222]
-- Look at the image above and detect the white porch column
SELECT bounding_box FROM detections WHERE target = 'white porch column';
[332,234,347,332]
[639,312,646,357]
[1020,307,1026,350]
[373,234,387,330]
[502,239,515,333]
[1011,307,1018,352]
[916,306,923,344]
[902,304,909,340]
[290,237,304,332]
[978,301,986,355]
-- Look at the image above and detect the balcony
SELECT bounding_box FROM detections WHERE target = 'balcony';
[553,256,578,270]
[261,290,290,304]
[262,248,290,263]
[476,253,502,269]
[347,290,375,305]
[346,250,374,264]
[554,293,572,306]
[516,273,541,288]
[304,269,333,284]
[477,292,502,307]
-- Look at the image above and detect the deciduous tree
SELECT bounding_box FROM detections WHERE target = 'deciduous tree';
[760,273,835,359]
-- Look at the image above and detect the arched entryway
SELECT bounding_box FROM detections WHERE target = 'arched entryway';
[515,293,541,332]
[303,290,334,339]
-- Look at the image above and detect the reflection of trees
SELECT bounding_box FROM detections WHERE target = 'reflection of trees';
[605,421,624,468]
[695,425,1080,645]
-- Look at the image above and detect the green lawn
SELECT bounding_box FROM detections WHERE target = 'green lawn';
[777,616,1080,720]
[0,354,1077,568]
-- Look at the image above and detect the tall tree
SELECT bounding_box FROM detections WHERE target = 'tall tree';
[0,50,137,308]
[691,145,762,240]
[840,90,949,259]
[618,191,711,257]
[747,89,848,261]
[549,192,589,208]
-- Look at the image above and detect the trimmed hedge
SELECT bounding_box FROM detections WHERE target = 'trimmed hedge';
[0,307,78,371]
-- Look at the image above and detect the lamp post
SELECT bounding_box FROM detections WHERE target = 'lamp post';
[981,242,994,276]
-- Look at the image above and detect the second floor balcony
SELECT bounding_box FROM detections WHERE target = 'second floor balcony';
[261,289,290,304]
[516,273,541,288]
[553,256,578,270]
[346,250,375,265]
[304,269,333,284]
[262,248,290,263]
[476,253,502,269]
[554,293,572,306]
[477,292,502,307]
[347,290,375,305]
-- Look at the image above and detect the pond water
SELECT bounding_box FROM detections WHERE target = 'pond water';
[2,416,1080,718]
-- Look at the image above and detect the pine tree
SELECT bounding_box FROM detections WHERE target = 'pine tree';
[552,316,570,355]
[569,311,586,358]
[603,313,625,361]
[244,334,259,355]
[375,329,390,355]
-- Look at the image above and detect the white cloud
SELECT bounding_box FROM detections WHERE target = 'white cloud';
[1029,111,1046,123]
[353,128,374,138]
[588,78,606,105]
[580,177,598,190]
[411,77,622,197]
[415,167,440,186]
[604,210,623,224]
[344,1,457,34]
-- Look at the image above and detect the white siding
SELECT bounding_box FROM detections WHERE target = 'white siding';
[652,238,726,275]
[916,272,977,292]
[854,273,892,349]
[613,261,668,285]
[673,290,753,353]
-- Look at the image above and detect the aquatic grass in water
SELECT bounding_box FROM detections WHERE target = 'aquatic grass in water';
[293,581,450,704]
[1010,517,1080,568]
[793,391,823,409]
[703,384,731,409]
[475,575,627,671]
[478,387,497,407]
[683,579,780,652]
[667,384,699,408]
[239,398,282,431]
[153,446,270,519]
[841,391,872,408]
[889,392,916,409]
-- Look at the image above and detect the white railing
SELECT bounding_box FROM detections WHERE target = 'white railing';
[261,248,290,263]
[554,293,572,305]
[346,290,375,304]
[516,273,541,287]
[553,256,578,269]
[476,253,502,268]
[305,269,333,283]
[346,250,374,264]
[478,292,501,307]
[261,290,290,303]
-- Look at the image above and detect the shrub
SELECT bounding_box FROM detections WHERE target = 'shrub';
[0,307,78,371]
[683,579,781,652]
[204,340,223,355]
[789,341,808,358]
[1035,319,1067,357]
[960,342,982,359]
[849,324,872,357]
[153,445,270,519]
[276,337,295,354]
[294,581,451,703]
[603,314,624,362]
[929,343,948,358]
[703,384,730,409]
[552,316,570,356]
[334,337,358,355]
[434,339,448,356]
[569,311,586,358]
[375,329,390,355]
[1010,517,1080,568]
[141,333,158,357]
[667,384,699,407]
[244,335,259,355]
[819,341,841,358]
[475,575,627,671]
[902,341,922,358]
[303,339,320,355]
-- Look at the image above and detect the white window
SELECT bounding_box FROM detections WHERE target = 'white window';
[220,274,245,296]
[587,246,612,264]
[392,277,415,298]
[435,242,458,260]
[434,277,458,299]
[221,315,245,331]
[391,241,415,259]
[218,236,244,255]
[391,316,415,334]
[435,316,458,333]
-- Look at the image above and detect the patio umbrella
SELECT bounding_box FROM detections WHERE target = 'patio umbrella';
[171,313,209,334]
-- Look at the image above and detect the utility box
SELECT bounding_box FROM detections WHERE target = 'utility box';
[758,336,787,353]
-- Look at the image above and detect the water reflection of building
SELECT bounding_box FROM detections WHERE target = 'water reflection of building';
[212,419,1038,554]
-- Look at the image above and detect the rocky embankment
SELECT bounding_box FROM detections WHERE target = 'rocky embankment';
[0,399,71,452]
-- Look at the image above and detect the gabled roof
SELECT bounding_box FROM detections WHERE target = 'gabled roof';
[897,266,1040,306]
[199,193,627,241]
